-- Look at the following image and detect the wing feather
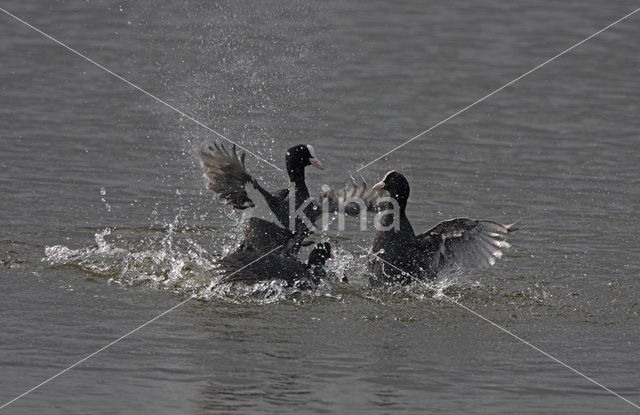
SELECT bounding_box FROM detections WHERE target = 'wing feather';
[418,218,517,271]
[199,143,254,209]
[319,179,380,216]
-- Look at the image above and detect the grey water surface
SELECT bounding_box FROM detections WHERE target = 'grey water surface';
[1,1,639,414]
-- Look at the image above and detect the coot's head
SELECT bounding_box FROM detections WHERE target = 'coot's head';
[286,144,323,181]
[372,170,410,206]
[308,242,333,266]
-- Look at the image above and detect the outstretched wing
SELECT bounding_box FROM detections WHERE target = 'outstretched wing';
[418,218,517,271]
[200,143,254,209]
[318,179,380,216]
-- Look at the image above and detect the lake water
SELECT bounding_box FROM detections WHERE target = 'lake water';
[1,1,639,413]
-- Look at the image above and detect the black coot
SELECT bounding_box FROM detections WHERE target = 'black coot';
[200,143,322,226]
[217,242,333,287]
[200,143,378,254]
[369,170,517,285]
[200,143,323,254]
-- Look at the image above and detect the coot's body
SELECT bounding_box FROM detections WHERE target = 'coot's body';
[218,242,333,287]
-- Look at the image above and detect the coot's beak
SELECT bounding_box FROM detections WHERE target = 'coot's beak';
[310,157,323,170]
[372,180,385,191]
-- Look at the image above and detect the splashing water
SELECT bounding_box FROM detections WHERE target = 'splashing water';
[42,221,350,304]
[42,221,533,305]
[99,187,111,213]
[44,226,215,294]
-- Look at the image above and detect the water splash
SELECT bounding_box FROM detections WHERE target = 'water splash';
[44,225,216,295]
[43,224,344,304]
[42,227,538,306]
[99,187,111,213]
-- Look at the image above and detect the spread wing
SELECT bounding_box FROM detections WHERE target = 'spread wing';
[418,218,517,271]
[200,143,254,209]
[318,179,380,216]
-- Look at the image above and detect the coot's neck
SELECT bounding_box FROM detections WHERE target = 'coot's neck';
[379,194,413,234]
[390,191,408,215]
[287,165,306,185]
[288,167,310,208]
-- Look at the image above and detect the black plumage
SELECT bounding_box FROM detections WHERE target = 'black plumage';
[218,242,333,286]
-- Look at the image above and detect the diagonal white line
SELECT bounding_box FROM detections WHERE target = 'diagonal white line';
[0,244,283,410]
[356,7,640,172]
[206,242,285,290]
[0,6,282,172]
[0,296,192,411]
[440,295,640,411]
[356,244,640,411]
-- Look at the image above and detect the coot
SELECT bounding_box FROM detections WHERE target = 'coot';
[369,170,517,285]
[200,143,323,254]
